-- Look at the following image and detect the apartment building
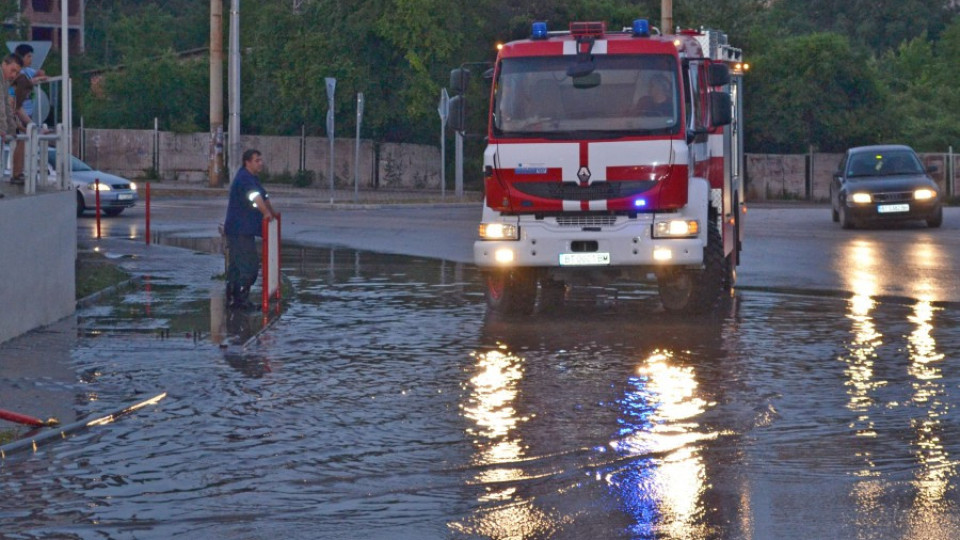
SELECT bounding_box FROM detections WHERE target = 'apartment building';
[19,0,84,52]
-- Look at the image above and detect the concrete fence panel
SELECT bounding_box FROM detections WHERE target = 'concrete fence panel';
[301,138,376,188]
[161,132,213,182]
[811,153,842,201]
[378,143,441,189]
[746,154,806,200]
[78,128,154,179]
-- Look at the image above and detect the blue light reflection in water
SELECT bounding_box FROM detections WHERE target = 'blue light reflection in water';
[608,349,718,539]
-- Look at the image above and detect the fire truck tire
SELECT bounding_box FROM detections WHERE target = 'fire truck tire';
[657,219,724,313]
[485,269,537,315]
[539,279,566,310]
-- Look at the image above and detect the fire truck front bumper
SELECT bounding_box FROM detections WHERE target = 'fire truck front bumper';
[473,218,706,269]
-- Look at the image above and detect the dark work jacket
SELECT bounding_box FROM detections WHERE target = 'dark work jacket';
[224,168,269,237]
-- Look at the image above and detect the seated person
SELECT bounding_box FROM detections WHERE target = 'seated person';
[633,74,673,117]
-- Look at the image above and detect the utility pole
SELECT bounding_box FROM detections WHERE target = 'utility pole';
[228,0,241,181]
[662,0,673,34]
[208,0,225,187]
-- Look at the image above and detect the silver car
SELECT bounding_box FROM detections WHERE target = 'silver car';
[47,150,139,217]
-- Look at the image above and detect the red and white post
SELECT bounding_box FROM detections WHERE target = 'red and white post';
[261,213,282,313]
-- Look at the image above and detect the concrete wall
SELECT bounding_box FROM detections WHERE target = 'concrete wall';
[0,191,76,345]
[75,128,439,190]
[746,152,954,202]
[75,128,960,200]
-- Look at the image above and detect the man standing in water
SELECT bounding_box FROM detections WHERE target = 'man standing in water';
[224,149,277,309]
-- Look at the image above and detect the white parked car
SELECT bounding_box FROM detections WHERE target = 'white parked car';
[45,149,139,217]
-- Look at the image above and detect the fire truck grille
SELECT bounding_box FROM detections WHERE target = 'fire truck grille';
[512,180,655,201]
[555,215,618,227]
[871,191,914,203]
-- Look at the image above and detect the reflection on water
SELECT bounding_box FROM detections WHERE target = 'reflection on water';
[611,349,716,539]
[451,346,558,538]
[4,244,960,538]
[838,238,958,539]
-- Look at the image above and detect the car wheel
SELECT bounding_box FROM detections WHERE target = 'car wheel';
[839,203,855,230]
[103,208,124,217]
[927,206,943,228]
[830,188,839,222]
[76,191,86,217]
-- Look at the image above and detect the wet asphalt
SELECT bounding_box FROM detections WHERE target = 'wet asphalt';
[3,190,960,539]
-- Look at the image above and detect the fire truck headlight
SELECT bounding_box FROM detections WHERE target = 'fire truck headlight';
[850,192,873,204]
[479,223,519,240]
[914,188,936,201]
[494,248,515,264]
[653,220,699,238]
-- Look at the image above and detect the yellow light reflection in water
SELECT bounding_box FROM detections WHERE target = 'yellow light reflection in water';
[840,239,884,528]
[451,346,557,538]
[906,298,952,515]
[841,241,884,443]
[615,349,715,538]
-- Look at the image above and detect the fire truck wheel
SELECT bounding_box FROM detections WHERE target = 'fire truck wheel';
[485,269,536,315]
[538,278,566,310]
[657,218,724,313]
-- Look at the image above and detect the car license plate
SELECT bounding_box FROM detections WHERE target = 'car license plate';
[559,252,610,266]
[118,193,133,200]
[877,203,909,213]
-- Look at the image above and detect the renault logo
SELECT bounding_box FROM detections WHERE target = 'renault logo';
[577,166,591,183]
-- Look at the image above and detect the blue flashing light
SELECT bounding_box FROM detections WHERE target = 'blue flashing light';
[532,21,549,40]
[634,198,647,208]
[632,19,650,38]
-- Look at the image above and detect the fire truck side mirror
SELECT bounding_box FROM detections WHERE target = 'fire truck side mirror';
[708,63,731,86]
[710,92,732,127]
[448,95,466,132]
[450,68,471,95]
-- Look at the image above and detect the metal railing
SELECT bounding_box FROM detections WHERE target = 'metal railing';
[17,122,68,195]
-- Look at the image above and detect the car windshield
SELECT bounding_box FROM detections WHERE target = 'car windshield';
[492,54,680,139]
[47,151,95,172]
[846,150,924,178]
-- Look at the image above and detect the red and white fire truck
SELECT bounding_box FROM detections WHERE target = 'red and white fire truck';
[454,19,746,314]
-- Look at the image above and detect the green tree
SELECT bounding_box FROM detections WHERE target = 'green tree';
[79,52,207,132]
[881,20,960,150]
[764,0,957,53]
[745,33,889,153]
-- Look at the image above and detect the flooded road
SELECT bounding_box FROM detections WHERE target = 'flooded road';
[3,244,960,539]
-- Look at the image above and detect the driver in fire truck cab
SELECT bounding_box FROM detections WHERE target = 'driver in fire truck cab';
[632,73,672,117]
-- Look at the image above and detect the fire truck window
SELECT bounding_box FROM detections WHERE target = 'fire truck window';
[493,55,681,137]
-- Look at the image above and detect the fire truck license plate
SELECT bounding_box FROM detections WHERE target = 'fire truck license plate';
[877,203,909,213]
[559,252,611,266]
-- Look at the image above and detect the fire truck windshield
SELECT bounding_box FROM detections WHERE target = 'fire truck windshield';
[493,54,681,139]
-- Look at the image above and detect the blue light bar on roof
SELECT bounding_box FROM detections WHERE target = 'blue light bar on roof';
[633,19,650,37]
[532,21,548,40]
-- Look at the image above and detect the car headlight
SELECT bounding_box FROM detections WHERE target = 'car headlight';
[479,222,519,240]
[129,181,137,191]
[91,183,112,191]
[653,219,699,238]
[914,188,936,200]
[850,192,872,204]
